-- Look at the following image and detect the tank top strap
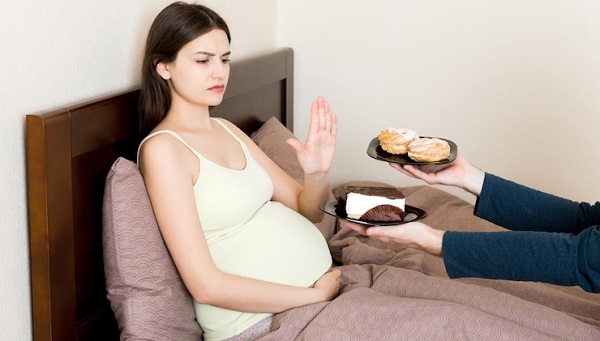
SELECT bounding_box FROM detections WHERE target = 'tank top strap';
[137,129,202,164]
[211,118,250,152]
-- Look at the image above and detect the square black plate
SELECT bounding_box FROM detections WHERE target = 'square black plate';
[367,137,457,165]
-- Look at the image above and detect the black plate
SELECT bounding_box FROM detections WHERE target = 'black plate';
[319,201,427,226]
[366,137,457,165]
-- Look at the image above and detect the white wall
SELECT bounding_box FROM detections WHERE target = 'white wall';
[279,0,600,204]
[0,1,276,339]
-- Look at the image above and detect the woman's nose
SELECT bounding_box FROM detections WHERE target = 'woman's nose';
[212,63,227,79]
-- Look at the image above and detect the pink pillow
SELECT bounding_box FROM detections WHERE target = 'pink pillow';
[251,116,304,184]
[102,157,202,340]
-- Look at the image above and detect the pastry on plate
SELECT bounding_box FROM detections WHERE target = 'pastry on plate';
[407,137,451,162]
[377,128,419,155]
[337,185,406,221]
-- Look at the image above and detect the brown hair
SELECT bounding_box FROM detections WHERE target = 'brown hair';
[139,2,231,135]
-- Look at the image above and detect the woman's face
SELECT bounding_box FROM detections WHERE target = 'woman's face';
[157,29,231,108]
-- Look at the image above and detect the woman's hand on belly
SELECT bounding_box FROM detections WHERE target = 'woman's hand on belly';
[312,268,341,301]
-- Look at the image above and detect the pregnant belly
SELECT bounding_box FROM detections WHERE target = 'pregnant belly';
[208,201,332,288]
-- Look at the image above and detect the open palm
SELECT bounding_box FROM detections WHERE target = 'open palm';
[287,96,337,175]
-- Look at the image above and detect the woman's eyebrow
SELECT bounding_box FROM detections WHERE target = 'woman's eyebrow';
[194,51,231,57]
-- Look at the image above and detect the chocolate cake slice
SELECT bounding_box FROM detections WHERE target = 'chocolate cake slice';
[337,185,406,221]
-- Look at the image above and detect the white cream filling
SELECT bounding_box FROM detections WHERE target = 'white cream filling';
[345,193,405,219]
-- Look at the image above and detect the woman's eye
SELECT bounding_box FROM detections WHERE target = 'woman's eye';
[196,59,209,64]
[222,58,231,63]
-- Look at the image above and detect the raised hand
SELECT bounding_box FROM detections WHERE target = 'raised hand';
[286,96,337,175]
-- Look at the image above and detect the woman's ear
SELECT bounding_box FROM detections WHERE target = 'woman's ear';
[156,62,171,80]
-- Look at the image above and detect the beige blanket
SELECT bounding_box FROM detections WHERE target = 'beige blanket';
[260,185,600,341]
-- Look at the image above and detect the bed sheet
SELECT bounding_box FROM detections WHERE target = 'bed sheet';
[259,185,600,341]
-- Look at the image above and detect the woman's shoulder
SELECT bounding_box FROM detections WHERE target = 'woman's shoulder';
[140,130,185,156]
[139,131,196,172]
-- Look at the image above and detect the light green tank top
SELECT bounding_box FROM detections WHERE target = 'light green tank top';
[139,119,332,341]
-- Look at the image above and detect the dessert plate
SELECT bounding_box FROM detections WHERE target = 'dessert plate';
[366,137,458,165]
[319,200,427,226]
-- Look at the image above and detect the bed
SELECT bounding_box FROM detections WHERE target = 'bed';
[26,47,600,341]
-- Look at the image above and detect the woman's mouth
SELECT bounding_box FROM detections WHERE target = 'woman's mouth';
[209,85,225,93]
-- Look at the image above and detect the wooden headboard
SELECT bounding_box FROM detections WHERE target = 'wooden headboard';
[26,47,293,341]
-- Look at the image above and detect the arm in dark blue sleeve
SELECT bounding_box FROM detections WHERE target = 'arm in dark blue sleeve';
[442,227,600,292]
[474,173,600,234]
